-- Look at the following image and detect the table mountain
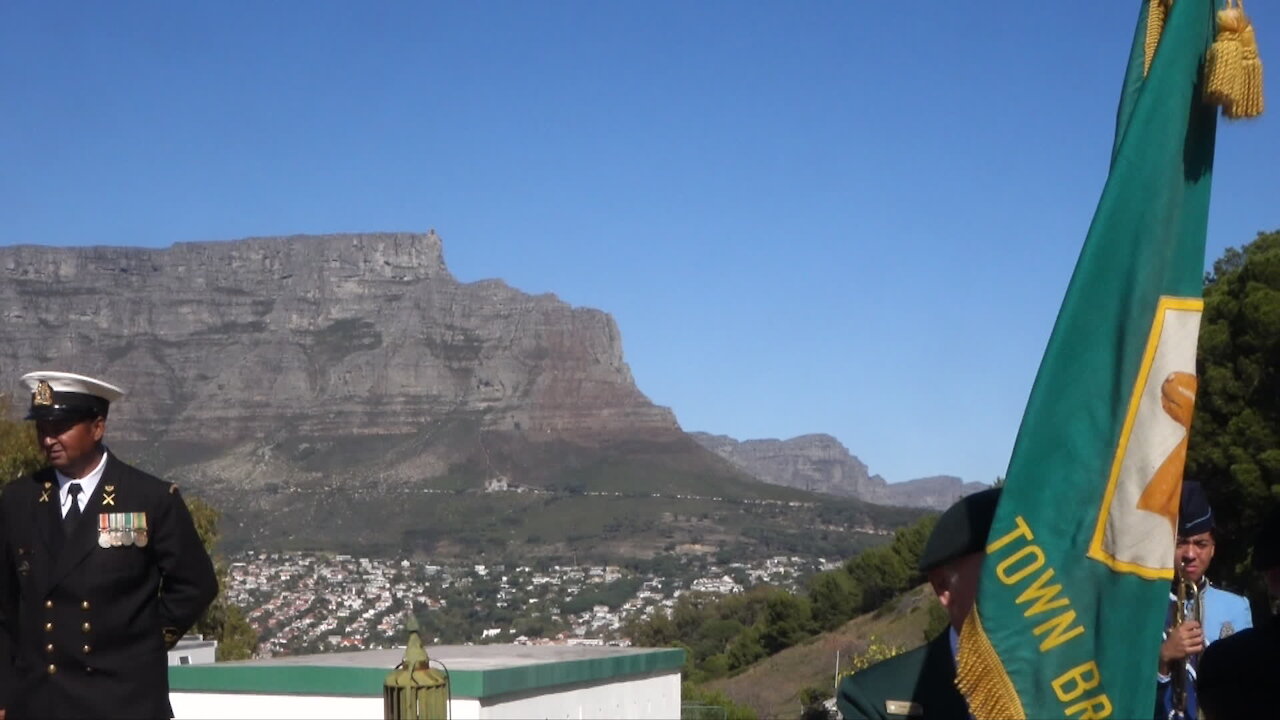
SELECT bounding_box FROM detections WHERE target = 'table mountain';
[0,232,911,556]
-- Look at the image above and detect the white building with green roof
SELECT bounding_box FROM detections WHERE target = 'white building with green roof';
[169,644,684,719]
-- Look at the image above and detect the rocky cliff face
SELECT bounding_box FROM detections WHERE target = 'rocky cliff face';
[689,433,883,497]
[689,432,986,510]
[0,232,679,449]
[0,231,712,519]
[0,233,931,553]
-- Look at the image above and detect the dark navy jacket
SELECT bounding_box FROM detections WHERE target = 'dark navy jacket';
[0,454,217,719]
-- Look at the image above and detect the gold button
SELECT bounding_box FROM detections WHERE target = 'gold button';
[46,664,56,675]
[81,601,91,610]
[45,644,54,654]
[44,600,53,609]
[81,622,91,633]
[44,622,53,632]
[83,645,92,654]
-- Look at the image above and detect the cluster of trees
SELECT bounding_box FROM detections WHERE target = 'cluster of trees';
[1188,229,1280,616]
[626,514,943,683]
[0,402,258,661]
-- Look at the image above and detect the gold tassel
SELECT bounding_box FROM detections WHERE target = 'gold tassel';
[1144,0,1170,77]
[955,608,1026,720]
[1205,0,1265,118]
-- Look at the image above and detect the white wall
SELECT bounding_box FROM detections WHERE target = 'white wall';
[171,692,383,719]
[170,670,680,720]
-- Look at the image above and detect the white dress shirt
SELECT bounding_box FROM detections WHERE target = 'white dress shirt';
[56,450,109,518]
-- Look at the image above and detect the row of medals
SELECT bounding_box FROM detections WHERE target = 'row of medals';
[98,512,149,548]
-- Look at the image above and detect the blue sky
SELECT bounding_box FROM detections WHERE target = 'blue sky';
[3,1,1276,485]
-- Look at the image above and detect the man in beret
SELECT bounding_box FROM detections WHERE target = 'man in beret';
[836,487,1001,720]
[1197,507,1280,720]
[0,371,218,719]
[1153,481,1252,720]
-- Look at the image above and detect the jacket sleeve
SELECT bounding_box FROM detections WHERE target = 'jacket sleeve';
[149,484,218,648]
[0,499,16,709]
[837,675,889,720]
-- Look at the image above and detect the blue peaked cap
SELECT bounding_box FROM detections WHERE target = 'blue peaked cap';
[1178,481,1214,537]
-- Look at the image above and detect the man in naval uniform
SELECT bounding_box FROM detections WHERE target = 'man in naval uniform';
[0,371,218,720]
[1197,508,1280,719]
[836,488,1000,720]
[1154,481,1253,720]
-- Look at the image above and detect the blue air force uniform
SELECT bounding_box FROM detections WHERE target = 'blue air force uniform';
[1154,481,1252,720]
[1156,583,1253,719]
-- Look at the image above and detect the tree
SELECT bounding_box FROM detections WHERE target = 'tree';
[0,395,45,488]
[807,570,860,631]
[843,514,938,613]
[1187,230,1280,612]
[726,625,767,670]
[757,592,814,655]
[187,497,259,660]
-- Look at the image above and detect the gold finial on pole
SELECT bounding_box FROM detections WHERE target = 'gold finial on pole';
[384,614,449,720]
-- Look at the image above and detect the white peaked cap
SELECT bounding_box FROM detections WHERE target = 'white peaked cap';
[20,371,126,402]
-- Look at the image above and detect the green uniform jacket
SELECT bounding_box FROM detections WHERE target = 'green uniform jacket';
[836,630,969,720]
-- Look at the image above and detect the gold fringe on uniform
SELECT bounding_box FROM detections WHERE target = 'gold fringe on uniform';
[1204,0,1264,118]
[955,607,1026,720]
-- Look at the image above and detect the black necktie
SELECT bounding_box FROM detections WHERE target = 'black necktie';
[64,483,83,537]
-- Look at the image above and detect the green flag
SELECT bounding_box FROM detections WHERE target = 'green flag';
[956,2,1220,718]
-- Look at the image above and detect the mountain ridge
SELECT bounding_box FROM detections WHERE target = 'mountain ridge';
[689,432,988,510]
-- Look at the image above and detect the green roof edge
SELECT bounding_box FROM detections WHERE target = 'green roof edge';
[169,648,685,699]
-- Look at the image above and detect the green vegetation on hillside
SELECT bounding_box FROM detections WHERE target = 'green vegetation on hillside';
[628,513,940,685]
[0,395,44,485]
[1188,230,1280,617]
[188,498,260,660]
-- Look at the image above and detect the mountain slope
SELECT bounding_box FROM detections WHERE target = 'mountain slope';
[706,584,938,718]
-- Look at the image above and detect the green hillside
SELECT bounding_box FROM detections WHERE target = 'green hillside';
[707,584,939,718]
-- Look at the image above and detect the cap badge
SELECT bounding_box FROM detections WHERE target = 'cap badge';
[33,380,53,407]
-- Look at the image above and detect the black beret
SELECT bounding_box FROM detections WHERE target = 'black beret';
[1178,481,1214,537]
[918,487,1002,572]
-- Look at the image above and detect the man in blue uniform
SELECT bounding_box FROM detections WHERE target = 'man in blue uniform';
[1197,508,1280,720]
[0,371,218,719]
[836,488,1000,720]
[1154,481,1253,720]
